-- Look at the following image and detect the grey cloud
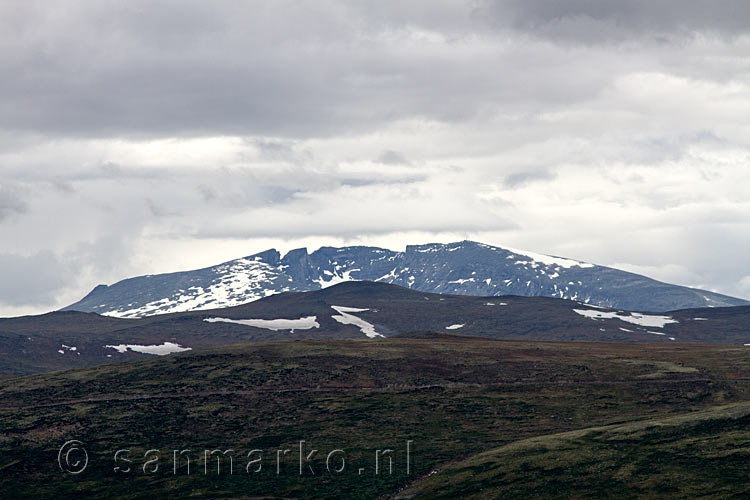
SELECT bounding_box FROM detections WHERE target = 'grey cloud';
[0,251,73,307]
[199,176,302,208]
[376,150,411,165]
[194,214,518,240]
[481,0,750,42]
[248,139,312,163]
[197,184,218,202]
[2,1,745,142]
[503,170,556,188]
[0,1,661,139]
[99,162,123,176]
[627,131,726,165]
[145,198,171,217]
[49,179,76,194]
[0,184,28,221]
[339,175,428,187]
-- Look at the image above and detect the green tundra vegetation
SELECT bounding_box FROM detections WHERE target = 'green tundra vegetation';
[2,334,750,499]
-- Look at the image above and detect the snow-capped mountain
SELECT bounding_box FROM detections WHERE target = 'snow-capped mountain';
[63,240,748,317]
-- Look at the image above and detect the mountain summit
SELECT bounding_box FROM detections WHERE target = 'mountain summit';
[63,240,748,317]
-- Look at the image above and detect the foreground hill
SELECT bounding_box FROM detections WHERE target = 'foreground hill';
[62,240,748,317]
[3,336,750,498]
[4,281,750,374]
[398,401,750,499]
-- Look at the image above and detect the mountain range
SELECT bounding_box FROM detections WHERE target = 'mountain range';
[63,240,748,317]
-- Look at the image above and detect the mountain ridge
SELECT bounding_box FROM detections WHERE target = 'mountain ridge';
[5,280,750,374]
[63,240,748,317]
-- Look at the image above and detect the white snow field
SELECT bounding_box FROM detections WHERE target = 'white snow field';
[573,309,678,328]
[203,316,320,332]
[104,342,192,355]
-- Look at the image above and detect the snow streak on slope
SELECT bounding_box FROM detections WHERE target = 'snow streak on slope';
[330,305,384,338]
[503,245,594,269]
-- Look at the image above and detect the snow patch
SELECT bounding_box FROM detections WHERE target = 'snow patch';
[505,246,594,269]
[315,269,358,289]
[573,309,678,328]
[204,316,320,332]
[579,303,606,309]
[105,342,191,356]
[375,267,398,282]
[331,305,383,338]
[103,258,287,318]
[333,305,369,313]
[448,278,475,284]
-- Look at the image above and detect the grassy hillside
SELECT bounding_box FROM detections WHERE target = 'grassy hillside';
[3,335,750,498]
[399,401,750,499]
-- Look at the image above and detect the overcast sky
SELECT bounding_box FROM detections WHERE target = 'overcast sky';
[2,0,750,316]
